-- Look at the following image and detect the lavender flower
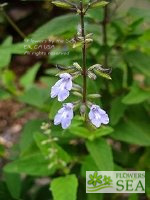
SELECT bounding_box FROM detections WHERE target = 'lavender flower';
[51,73,72,102]
[89,104,109,128]
[54,103,74,129]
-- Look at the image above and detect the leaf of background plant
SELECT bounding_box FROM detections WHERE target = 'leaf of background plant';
[87,7,103,22]
[110,96,127,125]
[4,172,21,199]
[81,155,98,178]
[4,153,55,176]
[2,70,17,94]
[128,194,138,200]
[86,138,114,170]
[124,51,150,77]
[34,132,71,163]
[18,86,49,108]
[0,36,12,68]
[145,171,150,198]
[20,120,43,154]
[0,89,10,100]
[20,63,40,89]
[128,7,150,21]
[51,174,78,200]
[90,1,108,8]
[122,84,150,104]
[111,111,150,146]
[52,0,72,9]
[87,193,104,200]
[30,14,78,41]
[0,182,15,200]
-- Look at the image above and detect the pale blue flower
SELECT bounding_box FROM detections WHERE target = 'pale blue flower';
[51,73,72,102]
[89,104,109,128]
[54,103,74,129]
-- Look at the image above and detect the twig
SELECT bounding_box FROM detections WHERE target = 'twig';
[80,0,87,105]
[2,9,26,39]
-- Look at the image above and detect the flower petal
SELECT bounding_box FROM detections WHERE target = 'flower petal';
[101,113,109,124]
[61,117,71,129]
[91,118,101,128]
[58,89,69,102]
[51,86,59,98]
[54,113,62,125]
[65,79,72,90]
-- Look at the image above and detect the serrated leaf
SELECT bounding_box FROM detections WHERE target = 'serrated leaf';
[91,1,108,8]
[86,138,114,170]
[94,69,112,80]
[51,174,78,200]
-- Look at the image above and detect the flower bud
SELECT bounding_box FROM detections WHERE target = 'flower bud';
[87,71,97,80]
[88,94,101,99]
[73,62,82,71]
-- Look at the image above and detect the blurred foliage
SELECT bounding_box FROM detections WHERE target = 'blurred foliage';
[0,0,150,200]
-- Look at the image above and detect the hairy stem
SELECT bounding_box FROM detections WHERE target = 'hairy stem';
[102,5,108,67]
[3,9,26,39]
[80,1,87,105]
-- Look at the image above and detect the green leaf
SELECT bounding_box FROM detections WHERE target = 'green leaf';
[122,84,150,104]
[0,182,14,200]
[4,172,21,199]
[2,70,16,94]
[81,155,98,178]
[111,108,150,146]
[110,96,127,125]
[124,51,150,77]
[30,14,78,41]
[69,126,113,140]
[18,86,49,108]
[20,120,43,153]
[86,138,114,170]
[4,153,55,176]
[51,174,78,200]
[52,0,72,9]
[90,1,108,8]
[20,63,40,89]
[0,89,10,100]
[0,36,12,68]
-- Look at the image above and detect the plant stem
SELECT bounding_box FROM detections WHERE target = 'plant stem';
[102,5,108,67]
[3,9,26,39]
[80,1,87,105]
